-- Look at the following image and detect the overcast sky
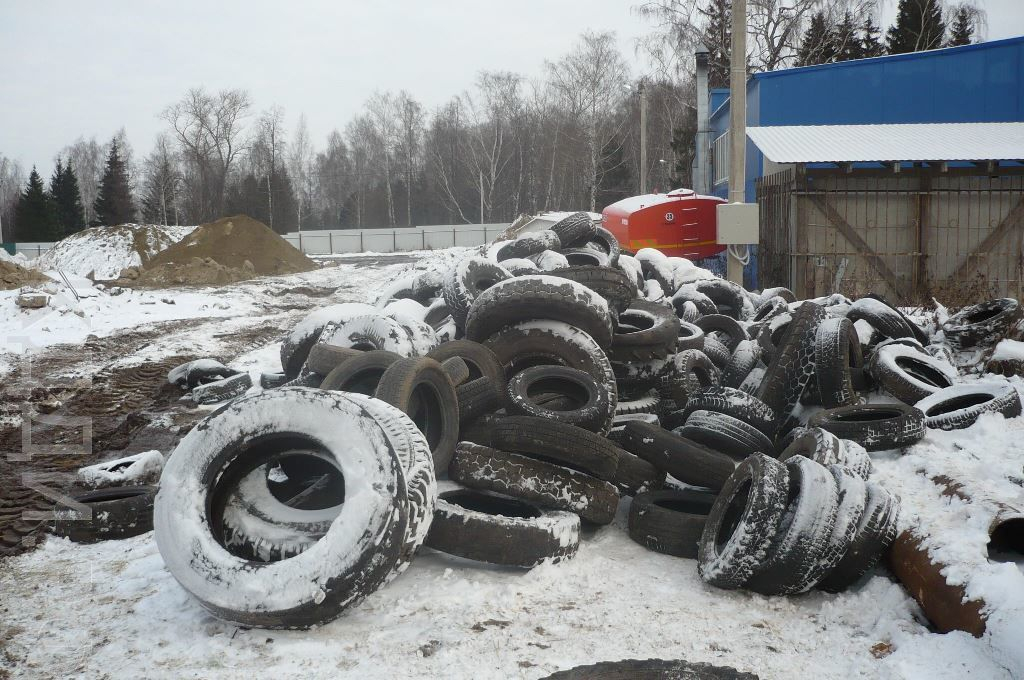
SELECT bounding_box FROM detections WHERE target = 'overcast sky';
[2,0,1022,172]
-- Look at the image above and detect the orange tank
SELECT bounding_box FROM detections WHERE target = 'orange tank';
[602,189,726,260]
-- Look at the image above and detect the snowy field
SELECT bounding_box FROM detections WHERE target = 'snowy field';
[0,247,1022,679]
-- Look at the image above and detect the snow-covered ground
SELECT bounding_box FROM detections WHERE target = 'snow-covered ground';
[0,246,1022,679]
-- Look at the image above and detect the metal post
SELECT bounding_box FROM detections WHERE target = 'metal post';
[639,80,648,195]
[695,45,710,195]
[480,171,484,224]
[727,0,747,285]
[329,233,334,254]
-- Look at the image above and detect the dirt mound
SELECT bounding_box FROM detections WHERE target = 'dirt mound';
[0,260,52,290]
[124,257,258,287]
[142,215,315,283]
[35,224,194,279]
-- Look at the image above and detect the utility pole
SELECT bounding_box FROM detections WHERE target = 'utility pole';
[479,170,484,224]
[727,0,748,285]
[639,79,648,194]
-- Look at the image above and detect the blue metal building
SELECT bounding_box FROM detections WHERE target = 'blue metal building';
[707,36,1024,202]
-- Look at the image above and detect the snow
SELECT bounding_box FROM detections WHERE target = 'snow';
[33,223,194,279]
[77,450,165,488]
[992,339,1024,362]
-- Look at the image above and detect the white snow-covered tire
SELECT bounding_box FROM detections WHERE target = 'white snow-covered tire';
[868,343,957,405]
[528,249,570,271]
[154,388,434,629]
[442,256,512,330]
[279,303,376,377]
[615,389,660,415]
[814,317,864,408]
[914,382,1023,430]
[319,315,421,357]
[815,465,868,582]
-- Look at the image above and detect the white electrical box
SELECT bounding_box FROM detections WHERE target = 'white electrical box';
[716,202,759,245]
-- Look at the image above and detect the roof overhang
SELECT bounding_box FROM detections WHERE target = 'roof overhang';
[746,122,1024,164]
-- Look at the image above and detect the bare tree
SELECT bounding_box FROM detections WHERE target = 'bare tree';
[0,154,23,241]
[161,88,252,221]
[250,106,287,231]
[365,92,399,227]
[59,137,104,224]
[141,134,182,225]
[314,130,352,228]
[345,115,377,228]
[289,114,315,229]
[395,91,424,227]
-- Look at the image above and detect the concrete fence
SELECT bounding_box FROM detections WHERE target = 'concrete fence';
[281,224,509,255]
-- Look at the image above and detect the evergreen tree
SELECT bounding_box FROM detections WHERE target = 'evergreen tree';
[699,0,732,88]
[887,0,946,54]
[834,12,864,62]
[797,11,838,66]
[14,167,60,241]
[49,159,86,236]
[948,5,974,46]
[92,138,135,226]
[862,16,886,57]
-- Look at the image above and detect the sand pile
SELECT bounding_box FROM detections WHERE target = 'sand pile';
[125,215,315,287]
[0,260,52,290]
[35,224,194,279]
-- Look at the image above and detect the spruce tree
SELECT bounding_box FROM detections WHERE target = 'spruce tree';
[797,12,838,66]
[834,12,864,62]
[887,0,946,54]
[14,167,60,242]
[862,16,886,57]
[50,159,85,236]
[699,0,732,88]
[93,138,135,226]
[948,5,974,46]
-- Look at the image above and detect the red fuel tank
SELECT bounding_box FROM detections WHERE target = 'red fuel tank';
[602,189,726,260]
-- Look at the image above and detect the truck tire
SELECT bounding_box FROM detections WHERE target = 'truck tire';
[809,403,925,452]
[628,489,716,558]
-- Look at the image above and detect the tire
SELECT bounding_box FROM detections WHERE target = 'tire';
[809,403,925,452]
[814,317,864,408]
[697,453,790,589]
[490,415,620,480]
[863,293,929,345]
[817,482,899,593]
[439,356,470,386]
[319,315,421,356]
[424,488,580,567]
[549,211,596,246]
[696,279,745,320]
[483,320,616,404]
[942,298,1022,350]
[720,339,761,389]
[449,442,619,524]
[191,372,253,405]
[561,248,608,267]
[846,296,916,341]
[755,301,826,433]
[868,344,957,405]
[914,382,1023,430]
[658,350,720,408]
[305,344,362,376]
[573,225,621,267]
[628,489,716,558]
[506,365,615,434]
[609,299,681,361]
[677,321,705,352]
[259,372,288,389]
[53,486,156,543]
[466,276,614,349]
[154,388,435,629]
[496,230,561,261]
[751,295,789,324]
[756,311,792,364]
[778,427,867,478]
[442,256,512,330]
[426,339,503,384]
[168,359,239,388]
[538,659,759,680]
[615,388,660,415]
[745,455,840,595]
[620,421,735,490]
[617,254,645,291]
[696,314,747,352]
[671,386,776,436]
[635,248,676,293]
[279,302,376,377]
[455,376,503,422]
[815,465,868,584]
[672,285,718,317]
[610,447,666,496]
[501,258,538,275]
[374,357,460,475]
[548,265,635,313]
[702,334,732,370]
[321,350,401,394]
[677,410,774,460]
[529,249,570,271]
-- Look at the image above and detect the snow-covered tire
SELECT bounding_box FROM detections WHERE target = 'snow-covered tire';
[549,212,595,246]
[620,421,735,490]
[670,386,776,436]
[752,296,789,324]
[548,265,635,312]
[942,297,1022,350]
[449,443,619,525]
[617,254,644,290]
[442,256,512,330]
[677,320,705,351]
[672,286,718,317]
[259,372,288,389]
[609,299,680,361]
[154,389,434,629]
[561,248,608,267]
[538,659,758,680]
[610,447,666,496]
[466,275,613,349]
[698,454,790,589]
[846,296,917,341]
[696,279,745,320]
[424,488,580,567]
[279,303,376,377]
[53,486,156,543]
[628,489,716,558]
[305,344,362,376]
[615,388,660,415]
[809,403,925,452]
[319,315,420,357]
[817,482,899,593]
[720,339,761,389]
[490,415,620,480]
[635,248,676,292]
[528,249,570,271]
[696,314,747,352]
[702,334,732,369]
[169,359,240,388]
[814,317,864,408]
[868,343,956,405]
[758,286,797,305]
[574,225,621,267]
[501,258,538,275]
[815,465,868,583]
[483,320,616,403]
[756,311,792,364]
[191,372,253,405]
[496,230,561,261]
[914,382,1023,430]
[426,339,503,384]
[745,456,840,595]
[320,350,401,394]
[778,427,871,481]
[677,410,774,460]
[755,301,825,432]
[658,350,720,409]
[506,365,615,434]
